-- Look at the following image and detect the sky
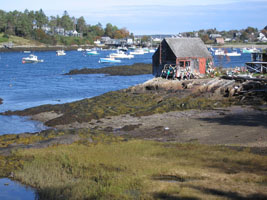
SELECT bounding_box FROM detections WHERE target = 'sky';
[1,0,267,35]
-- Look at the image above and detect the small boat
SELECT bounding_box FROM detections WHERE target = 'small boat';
[226,51,241,56]
[117,46,128,51]
[56,50,66,56]
[23,51,31,53]
[149,49,156,53]
[109,50,134,59]
[99,57,121,63]
[85,48,91,52]
[242,47,260,53]
[22,54,43,63]
[130,49,145,55]
[87,50,99,55]
[214,49,225,56]
[77,48,84,51]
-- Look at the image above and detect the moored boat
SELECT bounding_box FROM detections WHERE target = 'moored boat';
[99,57,121,63]
[87,50,99,55]
[226,51,241,56]
[214,48,225,56]
[109,50,134,59]
[130,49,145,55]
[242,47,260,53]
[56,50,66,56]
[22,54,44,63]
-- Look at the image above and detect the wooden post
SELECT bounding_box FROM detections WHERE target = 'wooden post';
[159,42,162,65]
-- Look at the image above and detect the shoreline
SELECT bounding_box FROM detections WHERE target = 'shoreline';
[0,77,266,200]
[3,77,266,147]
[0,44,94,52]
[1,43,267,53]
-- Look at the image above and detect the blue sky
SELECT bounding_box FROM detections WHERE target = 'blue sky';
[1,0,267,34]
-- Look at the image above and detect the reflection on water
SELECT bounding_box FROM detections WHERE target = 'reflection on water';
[0,178,37,200]
[0,115,47,135]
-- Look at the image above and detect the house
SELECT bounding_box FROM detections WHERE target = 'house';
[152,38,212,77]
[258,33,267,42]
[101,37,111,44]
[41,25,51,34]
[54,27,65,36]
[209,34,222,39]
[215,38,225,45]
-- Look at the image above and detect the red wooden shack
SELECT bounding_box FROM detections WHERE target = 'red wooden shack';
[152,38,213,78]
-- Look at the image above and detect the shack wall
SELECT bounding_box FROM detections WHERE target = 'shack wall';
[152,40,176,77]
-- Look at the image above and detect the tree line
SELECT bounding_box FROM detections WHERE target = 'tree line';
[0,9,131,45]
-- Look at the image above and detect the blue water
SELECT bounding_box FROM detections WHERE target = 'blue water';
[0,48,251,135]
[211,48,252,68]
[0,178,37,200]
[0,50,153,135]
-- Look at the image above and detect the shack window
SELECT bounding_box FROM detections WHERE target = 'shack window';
[185,61,190,67]
[179,60,190,67]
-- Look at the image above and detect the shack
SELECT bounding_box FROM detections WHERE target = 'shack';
[152,38,212,79]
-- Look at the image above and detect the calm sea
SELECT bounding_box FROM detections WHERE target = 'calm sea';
[0,48,252,135]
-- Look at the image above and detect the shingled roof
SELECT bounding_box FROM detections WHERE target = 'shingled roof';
[165,38,212,58]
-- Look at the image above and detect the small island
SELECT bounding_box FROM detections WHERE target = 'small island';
[65,63,152,76]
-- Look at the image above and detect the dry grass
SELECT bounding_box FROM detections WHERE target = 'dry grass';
[0,33,43,46]
[6,137,267,200]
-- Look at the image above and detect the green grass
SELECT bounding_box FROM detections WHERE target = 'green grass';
[1,135,266,200]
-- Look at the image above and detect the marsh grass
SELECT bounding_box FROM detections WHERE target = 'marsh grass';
[3,139,266,200]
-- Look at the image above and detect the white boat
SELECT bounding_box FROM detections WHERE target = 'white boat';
[87,50,99,55]
[22,54,43,63]
[226,51,241,56]
[77,48,84,51]
[142,48,150,53]
[117,46,128,51]
[56,50,66,56]
[23,51,31,53]
[149,49,156,53]
[242,47,260,53]
[99,57,121,63]
[214,49,225,56]
[85,49,91,52]
[130,49,145,55]
[109,51,134,59]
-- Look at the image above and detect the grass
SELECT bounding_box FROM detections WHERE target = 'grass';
[1,136,266,200]
[0,33,43,46]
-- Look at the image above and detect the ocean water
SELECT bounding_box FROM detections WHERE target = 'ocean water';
[0,48,252,135]
[0,178,37,200]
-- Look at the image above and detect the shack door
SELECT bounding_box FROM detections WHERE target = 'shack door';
[198,58,206,74]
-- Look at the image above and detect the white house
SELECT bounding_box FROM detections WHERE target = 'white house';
[258,33,267,42]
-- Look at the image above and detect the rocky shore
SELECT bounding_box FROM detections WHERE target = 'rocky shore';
[3,77,267,147]
[1,77,267,200]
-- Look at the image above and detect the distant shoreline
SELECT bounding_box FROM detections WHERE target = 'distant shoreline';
[1,43,267,52]
[0,45,94,52]
[210,44,267,49]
